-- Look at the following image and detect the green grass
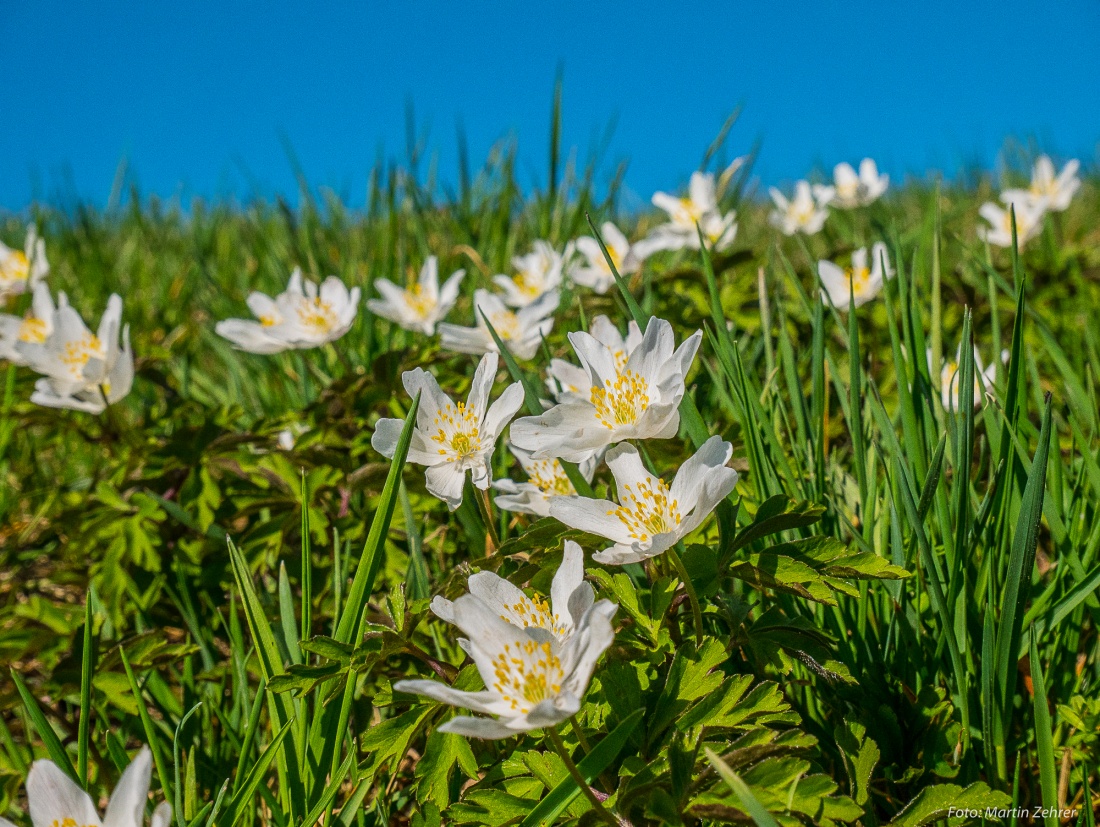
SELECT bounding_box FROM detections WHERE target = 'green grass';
[1,116,1098,826]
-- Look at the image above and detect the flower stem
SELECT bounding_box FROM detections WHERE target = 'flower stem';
[547,727,620,826]
[667,544,704,646]
[476,486,499,554]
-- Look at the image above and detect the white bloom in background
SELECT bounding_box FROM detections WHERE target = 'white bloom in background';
[0,224,49,300]
[814,159,889,208]
[932,347,999,411]
[0,746,171,827]
[15,293,134,414]
[216,268,360,353]
[769,181,831,236]
[0,280,57,364]
[492,241,567,307]
[511,317,701,463]
[817,242,894,311]
[546,315,643,402]
[978,196,1046,248]
[371,352,524,510]
[550,437,739,565]
[431,540,616,644]
[641,171,738,253]
[570,222,646,294]
[367,257,465,335]
[493,444,597,517]
[394,568,616,739]
[439,288,557,361]
[1002,155,1081,212]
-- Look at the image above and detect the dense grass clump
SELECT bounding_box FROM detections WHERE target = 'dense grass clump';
[1,120,1098,826]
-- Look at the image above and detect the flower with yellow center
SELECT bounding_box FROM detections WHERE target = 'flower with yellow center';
[550,437,739,565]
[769,180,830,236]
[977,197,1046,249]
[642,171,738,254]
[0,281,57,365]
[371,351,524,510]
[394,550,616,740]
[431,541,613,647]
[15,293,134,415]
[216,267,360,353]
[0,746,171,827]
[817,243,894,311]
[511,316,701,464]
[439,288,558,361]
[493,444,597,517]
[570,221,647,294]
[0,224,49,300]
[491,240,568,308]
[813,159,889,209]
[367,256,465,335]
[1002,155,1080,213]
[546,315,643,403]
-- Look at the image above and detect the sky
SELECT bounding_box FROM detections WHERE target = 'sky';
[2,1,1098,212]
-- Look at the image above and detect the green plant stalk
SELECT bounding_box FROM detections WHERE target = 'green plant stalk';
[546,727,620,827]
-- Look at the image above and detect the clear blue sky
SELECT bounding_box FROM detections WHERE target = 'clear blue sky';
[2,0,1098,211]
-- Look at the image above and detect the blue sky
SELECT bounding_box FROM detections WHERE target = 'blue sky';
[2,1,1098,211]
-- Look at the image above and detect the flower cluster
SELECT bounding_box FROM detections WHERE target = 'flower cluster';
[979,155,1080,248]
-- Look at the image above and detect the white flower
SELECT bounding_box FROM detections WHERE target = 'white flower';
[817,242,894,310]
[510,316,701,463]
[215,268,360,353]
[0,280,56,364]
[371,352,524,510]
[492,241,568,307]
[15,293,134,414]
[978,196,1046,248]
[549,437,739,565]
[545,314,643,402]
[431,540,615,645]
[569,222,646,294]
[394,544,616,739]
[641,172,738,253]
[932,347,999,411]
[1002,155,1080,212]
[814,159,889,208]
[366,257,465,334]
[769,181,831,236]
[0,746,171,827]
[493,444,598,517]
[438,289,557,361]
[0,224,49,300]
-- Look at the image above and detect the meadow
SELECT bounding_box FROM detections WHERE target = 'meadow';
[1,114,1098,827]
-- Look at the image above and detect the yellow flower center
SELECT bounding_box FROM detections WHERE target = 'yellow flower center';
[512,272,543,299]
[590,369,650,429]
[18,316,49,343]
[297,297,336,334]
[609,477,683,543]
[845,266,872,296]
[60,333,104,379]
[430,401,482,461]
[259,315,278,327]
[487,310,520,341]
[405,282,435,317]
[678,197,704,223]
[526,457,577,497]
[0,250,29,284]
[501,593,568,638]
[51,819,94,827]
[491,639,563,713]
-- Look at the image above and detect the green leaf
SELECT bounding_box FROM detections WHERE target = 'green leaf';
[518,709,643,826]
[886,782,1010,827]
[702,748,781,827]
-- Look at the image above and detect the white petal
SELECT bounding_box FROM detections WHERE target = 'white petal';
[102,747,152,827]
[27,760,103,827]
